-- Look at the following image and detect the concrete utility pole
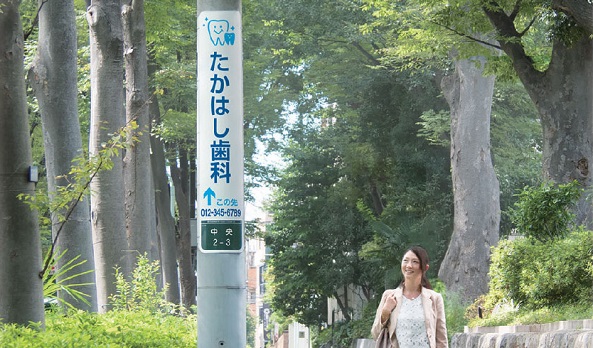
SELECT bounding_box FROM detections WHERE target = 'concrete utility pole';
[196,0,246,347]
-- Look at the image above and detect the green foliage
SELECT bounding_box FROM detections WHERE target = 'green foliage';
[145,0,196,67]
[259,1,453,327]
[150,109,196,148]
[313,301,377,348]
[1,254,197,346]
[42,249,93,310]
[432,281,469,339]
[468,302,593,328]
[486,230,593,310]
[509,181,582,241]
[19,121,141,278]
[110,254,175,315]
[416,109,451,147]
[246,309,257,348]
[264,123,379,326]
[0,309,196,347]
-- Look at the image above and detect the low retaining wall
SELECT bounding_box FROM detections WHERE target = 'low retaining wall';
[452,320,593,348]
[352,338,374,348]
[354,320,593,348]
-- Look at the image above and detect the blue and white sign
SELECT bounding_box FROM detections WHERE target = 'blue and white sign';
[197,11,244,253]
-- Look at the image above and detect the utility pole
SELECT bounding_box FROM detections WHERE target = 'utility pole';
[196,1,245,347]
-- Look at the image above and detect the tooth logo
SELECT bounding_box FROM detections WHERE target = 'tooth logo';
[207,19,235,46]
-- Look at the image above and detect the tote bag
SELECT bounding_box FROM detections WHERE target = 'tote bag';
[375,327,390,348]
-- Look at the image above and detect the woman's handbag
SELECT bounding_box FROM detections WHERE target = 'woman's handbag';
[375,327,390,348]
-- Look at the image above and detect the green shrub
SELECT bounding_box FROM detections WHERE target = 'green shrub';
[509,181,581,241]
[442,290,469,338]
[468,302,593,328]
[110,253,181,315]
[1,254,197,347]
[486,230,593,310]
[0,310,196,347]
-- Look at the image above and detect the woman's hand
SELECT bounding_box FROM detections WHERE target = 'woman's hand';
[384,293,397,312]
[380,293,397,325]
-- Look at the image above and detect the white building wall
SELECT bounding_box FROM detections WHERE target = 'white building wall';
[288,322,311,348]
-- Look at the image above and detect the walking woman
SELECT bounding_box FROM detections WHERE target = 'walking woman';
[371,246,448,348]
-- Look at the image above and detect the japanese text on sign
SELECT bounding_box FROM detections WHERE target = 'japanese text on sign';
[197,11,244,253]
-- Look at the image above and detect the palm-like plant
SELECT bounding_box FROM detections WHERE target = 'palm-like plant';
[42,249,93,310]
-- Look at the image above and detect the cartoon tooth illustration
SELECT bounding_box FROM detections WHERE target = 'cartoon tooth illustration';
[208,20,230,46]
[224,32,235,45]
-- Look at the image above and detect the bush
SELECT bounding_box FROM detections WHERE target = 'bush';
[486,230,593,310]
[110,254,177,314]
[1,254,196,347]
[509,181,581,241]
[0,310,196,347]
[442,290,469,338]
[468,302,593,328]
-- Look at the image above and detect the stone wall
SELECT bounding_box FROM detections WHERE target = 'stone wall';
[353,320,593,348]
[452,320,593,348]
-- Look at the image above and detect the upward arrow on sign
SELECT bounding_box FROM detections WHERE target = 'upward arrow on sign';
[203,188,216,206]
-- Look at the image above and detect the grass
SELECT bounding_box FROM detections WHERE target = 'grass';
[467,301,593,328]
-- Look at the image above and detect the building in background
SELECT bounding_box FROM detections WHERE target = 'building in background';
[246,213,312,348]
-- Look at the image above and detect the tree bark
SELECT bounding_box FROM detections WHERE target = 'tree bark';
[438,56,500,302]
[30,0,97,312]
[87,0,131,312]
[0,0,45,326]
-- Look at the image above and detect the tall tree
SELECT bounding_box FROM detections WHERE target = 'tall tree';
[169,146,196,308]
[418,0,593,225]
[0,0,45,326]
[438,56,500,301]
[29,0,97,312]
[122,0,154,259]
[266,126,375,326]
[87,0,131,312]
[148,90,180,304]
[144,0,197,307]
[254,0,453,301]
[484,2,593,226]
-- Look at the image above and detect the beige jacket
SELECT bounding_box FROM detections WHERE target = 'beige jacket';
[371,287,448,348]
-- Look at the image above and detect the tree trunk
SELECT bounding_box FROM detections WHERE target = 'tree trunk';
[170,146,197,308]
[148,75,181,304]
[122,0,153,261]
[438,56,500,302]
[87,0,131,312]
[533,38,593,226]
[0,0,45,326]
[29,0,97,312]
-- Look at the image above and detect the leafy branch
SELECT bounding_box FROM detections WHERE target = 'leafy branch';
[42,249,94,309]
[18,120,140,280]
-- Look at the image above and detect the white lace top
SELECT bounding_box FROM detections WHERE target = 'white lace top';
[395,296,430,348]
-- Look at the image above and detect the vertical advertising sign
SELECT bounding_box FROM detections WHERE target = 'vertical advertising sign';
[197,11,243,253]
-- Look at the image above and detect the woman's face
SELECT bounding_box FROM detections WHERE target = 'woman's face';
[401,250,423,282]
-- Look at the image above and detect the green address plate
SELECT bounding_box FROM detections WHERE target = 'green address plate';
[200,220,243,252]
